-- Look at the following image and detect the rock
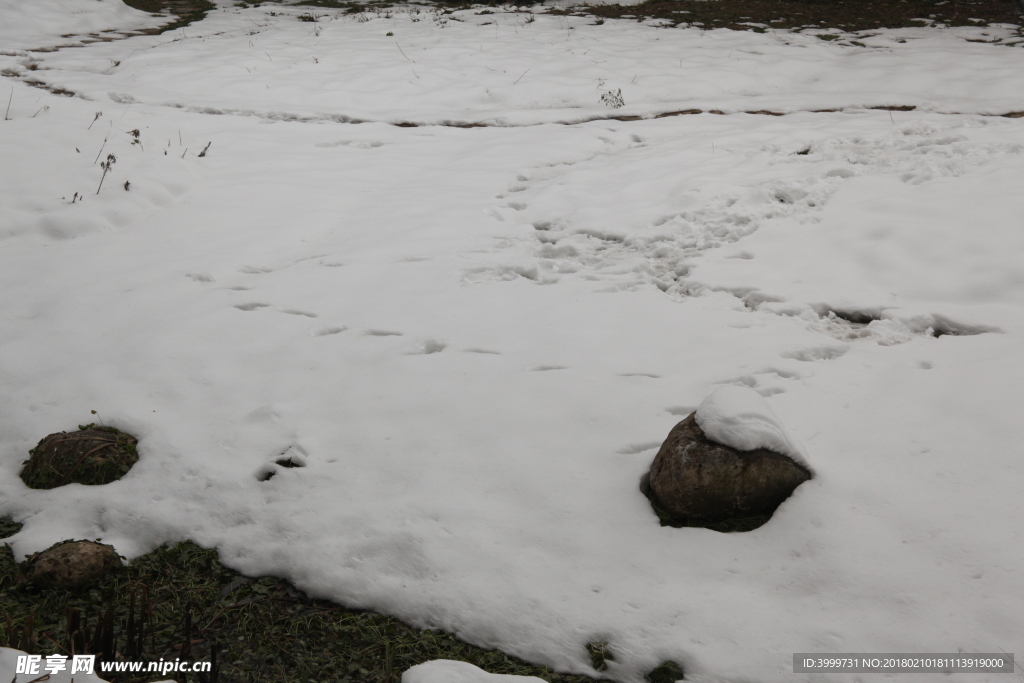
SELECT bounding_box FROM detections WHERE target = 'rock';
[20,425,139,489]
[647,412,811,524]
[26,540,123,589]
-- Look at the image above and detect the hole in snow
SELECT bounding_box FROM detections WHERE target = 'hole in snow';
[812,306,883,326]
[927,315,998,337]
[234,303,269,311]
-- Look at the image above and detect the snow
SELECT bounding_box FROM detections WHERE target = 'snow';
[694,386,809,468]
[0,0,165,51]
[403,660,547,683]
[1,3,1023,683]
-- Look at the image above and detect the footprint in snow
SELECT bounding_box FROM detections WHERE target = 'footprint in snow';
[780,345,849,362]
[409,339,446,355]
[239,265,276,275]
[311,326,347,337]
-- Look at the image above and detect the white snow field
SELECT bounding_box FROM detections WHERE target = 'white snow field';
[2,1,1024,682]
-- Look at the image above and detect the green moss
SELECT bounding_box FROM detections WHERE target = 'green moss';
[0,517,22,540]
[0,541,598,683]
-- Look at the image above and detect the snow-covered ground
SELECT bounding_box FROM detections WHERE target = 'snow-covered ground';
[2,1,1023,682]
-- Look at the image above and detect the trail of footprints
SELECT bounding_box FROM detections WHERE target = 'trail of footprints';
[201,122,1008,468]
[475,119,1009,349]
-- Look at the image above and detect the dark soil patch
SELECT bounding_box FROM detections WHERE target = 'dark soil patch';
[20,424,139,489]
[0,538,599,683]
[286,0,388,11]
[122,0,216,34]
[553,0,1022,31]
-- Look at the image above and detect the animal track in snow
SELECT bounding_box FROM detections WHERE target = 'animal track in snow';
[753,303,1001,346]
[234,302,270,311]
[256,444,308,481]
[240,265,275,275]
[780,345,849,362]
[281,309,318,318]
[312,326,347,337]
[409,339,447,355]
[470,119,1022,303]
[364,329,404,337]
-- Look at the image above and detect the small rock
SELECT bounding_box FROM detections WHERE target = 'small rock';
[26,540,123,589]
[647,412,811,525]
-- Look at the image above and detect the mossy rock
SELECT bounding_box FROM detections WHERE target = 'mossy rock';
[24,540,124,590]
[20,424,139,489]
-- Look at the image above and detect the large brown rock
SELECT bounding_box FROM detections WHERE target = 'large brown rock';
[648,413,811,523]
[26,540,123,589]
